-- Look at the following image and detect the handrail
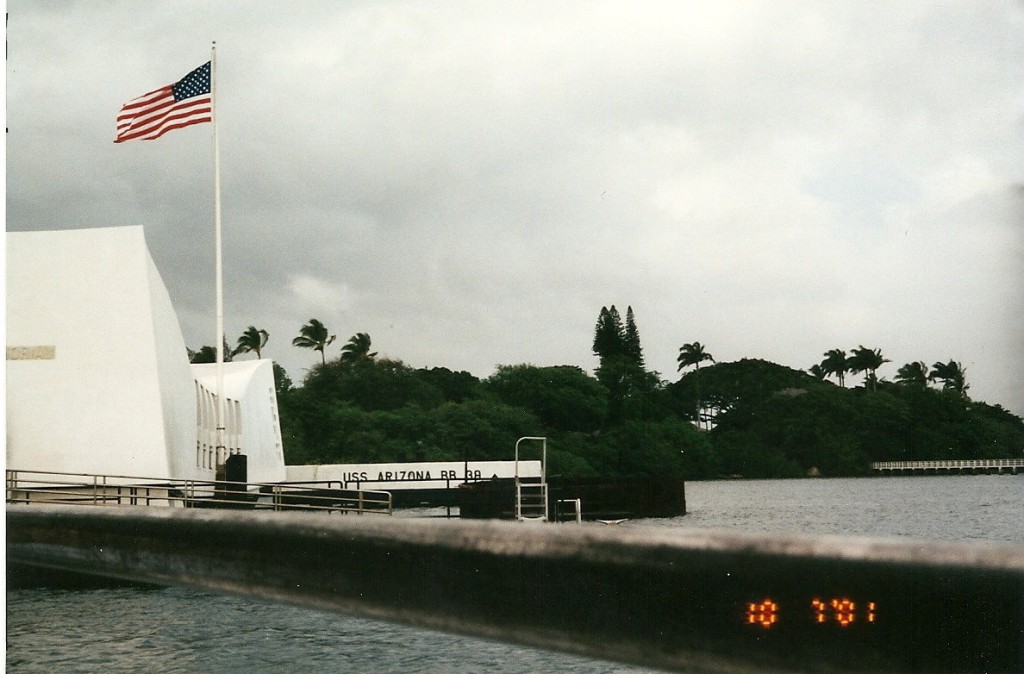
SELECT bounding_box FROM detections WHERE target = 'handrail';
[871,459,1024,471]
[6,469,393,515]
[515,437,548,521]
[514,436,547,483]
[7,506,1024,673]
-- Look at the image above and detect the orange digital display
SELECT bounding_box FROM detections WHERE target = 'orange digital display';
[746,598,779,629]
[746,598,877,629]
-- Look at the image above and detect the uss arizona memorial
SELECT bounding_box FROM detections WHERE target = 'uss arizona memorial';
[6,226,540,508]
[6,226,287,484]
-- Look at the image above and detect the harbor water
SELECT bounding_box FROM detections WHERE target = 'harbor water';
[7,475,1023,673]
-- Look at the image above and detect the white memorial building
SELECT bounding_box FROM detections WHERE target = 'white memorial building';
[6,226,286,483]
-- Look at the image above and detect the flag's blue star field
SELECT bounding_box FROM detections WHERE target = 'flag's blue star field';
[173,61,211,102]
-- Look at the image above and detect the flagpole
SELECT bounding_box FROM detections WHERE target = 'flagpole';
[212,40,227,465]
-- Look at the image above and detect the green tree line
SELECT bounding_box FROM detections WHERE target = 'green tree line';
[191,309,1024,479]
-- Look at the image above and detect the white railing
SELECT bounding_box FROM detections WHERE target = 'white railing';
[6,469,393,515]
[871,459,1024,472]
[515,437,548,521]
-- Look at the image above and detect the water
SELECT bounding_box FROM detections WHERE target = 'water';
[7,475,1022,673]
[7,586,634,674]
[631,474,1024,544]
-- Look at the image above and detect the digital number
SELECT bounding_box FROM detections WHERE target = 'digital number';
[745,598,876,629]
[812,598,877,627]
[746,598,779,629]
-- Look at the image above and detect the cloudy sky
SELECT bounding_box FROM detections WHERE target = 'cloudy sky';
[7,1,1024,413]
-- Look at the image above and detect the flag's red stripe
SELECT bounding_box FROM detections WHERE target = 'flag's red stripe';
[115,96,212,142]
[116,112,212,143]
[118,86,174,112]
[117,100,177,133]
[114,67,212,143]
[138,116,212,142]
[116,93,179,134]
[117,95,176,124]
[140,102,212,135]
[117,96,210,134]
[115,109,211,142]
[117,93,209,127]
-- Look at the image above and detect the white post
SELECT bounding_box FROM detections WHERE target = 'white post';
[212,41,227,464]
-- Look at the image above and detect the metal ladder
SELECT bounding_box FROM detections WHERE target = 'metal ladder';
[514,437,548,521]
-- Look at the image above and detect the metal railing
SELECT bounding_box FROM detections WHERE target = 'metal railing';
[871,459,1024,472]
[557,498,583,524]
[6,469,393,515]
[515,436,548,521]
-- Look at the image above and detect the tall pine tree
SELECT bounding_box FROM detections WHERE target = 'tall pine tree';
[592,305,655,427]
[624,306,644,368]
[592,305,625,362]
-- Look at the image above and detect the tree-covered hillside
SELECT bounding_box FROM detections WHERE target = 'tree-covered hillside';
[264,307,1024,479]
[684,362,1024,477]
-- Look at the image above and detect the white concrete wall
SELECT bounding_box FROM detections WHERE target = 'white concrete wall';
[6,226,204,480]
[147,242,206,481]
[192,359,286,483]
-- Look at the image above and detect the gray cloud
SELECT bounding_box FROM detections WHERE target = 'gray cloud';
[7,1,1024,413]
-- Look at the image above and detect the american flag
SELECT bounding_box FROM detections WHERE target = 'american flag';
[115,62,212,143]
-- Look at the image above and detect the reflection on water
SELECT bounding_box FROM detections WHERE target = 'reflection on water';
[7,475,1022,673]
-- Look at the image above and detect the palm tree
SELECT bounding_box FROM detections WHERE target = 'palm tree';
[340,332,377,363]
[847,345,889,391]
[807,363,827,381]
[189,338,233,364]
[233,326,269,359]
[188,346,215,364]
[820,349,849,387]
[895,361,929,387]
[929,360,969,396]
[677,342,715,430]
[292,318,336,365]
[676,342,714,372]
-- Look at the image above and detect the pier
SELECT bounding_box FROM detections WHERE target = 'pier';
[871,459,1024,474]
